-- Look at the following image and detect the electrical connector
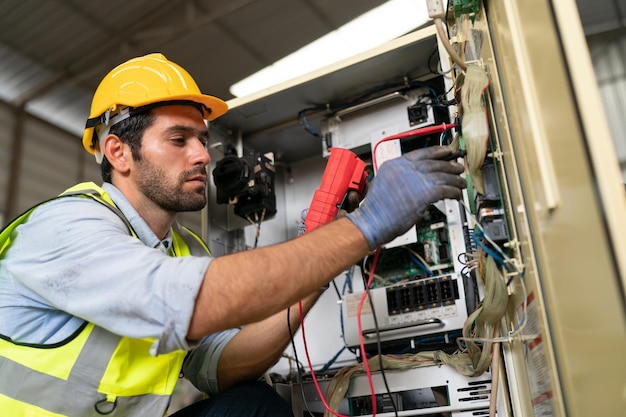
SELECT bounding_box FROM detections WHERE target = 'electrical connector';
[426,0,446,19]
[453,0,480,17]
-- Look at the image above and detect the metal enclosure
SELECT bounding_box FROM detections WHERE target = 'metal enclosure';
[210,1,626,416]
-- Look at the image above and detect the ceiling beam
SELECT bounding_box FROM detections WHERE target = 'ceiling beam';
[130,0,258,50]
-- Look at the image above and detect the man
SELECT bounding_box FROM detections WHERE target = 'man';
[0,54,466,416]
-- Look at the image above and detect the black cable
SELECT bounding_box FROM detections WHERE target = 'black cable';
[331,280,341,299]
[428,47,440,75]
[287,307,316,417]
[361,274,399,417]
[297,77,448,139]
[339,79,439,110]
[438,80,458,107]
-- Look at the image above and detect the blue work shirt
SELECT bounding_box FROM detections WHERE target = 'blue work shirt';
[0,182,238,395]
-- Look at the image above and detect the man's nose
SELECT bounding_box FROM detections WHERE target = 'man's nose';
[191,139,211,166]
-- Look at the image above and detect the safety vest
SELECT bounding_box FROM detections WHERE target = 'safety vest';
[0,182,210,416]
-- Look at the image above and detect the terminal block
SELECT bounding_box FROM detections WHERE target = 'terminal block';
[386,275,459,315]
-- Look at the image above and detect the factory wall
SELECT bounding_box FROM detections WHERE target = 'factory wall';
[0,100,203,233]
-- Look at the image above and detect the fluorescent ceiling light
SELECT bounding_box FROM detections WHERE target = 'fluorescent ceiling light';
[229,0,430,97]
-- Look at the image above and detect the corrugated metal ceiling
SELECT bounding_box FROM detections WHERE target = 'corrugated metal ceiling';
[0,0,623,140]
[0,0,387,136]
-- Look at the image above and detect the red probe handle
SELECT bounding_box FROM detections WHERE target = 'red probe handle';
[304,148,367,233]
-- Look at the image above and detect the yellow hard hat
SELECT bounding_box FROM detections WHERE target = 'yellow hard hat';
[82,53,228,154]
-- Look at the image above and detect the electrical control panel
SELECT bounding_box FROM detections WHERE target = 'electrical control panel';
[340,196,476,351]
[342,271,468,348]
[212,23,510,414]
[320,87,437,157]
[292,365,494,417]
[212,2,626,415]
[311,73,482,352]
[347,366,493,417]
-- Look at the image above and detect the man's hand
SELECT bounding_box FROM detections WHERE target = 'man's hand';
[346,146,466,250]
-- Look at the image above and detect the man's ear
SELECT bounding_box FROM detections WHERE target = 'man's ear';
[102,134,131,173]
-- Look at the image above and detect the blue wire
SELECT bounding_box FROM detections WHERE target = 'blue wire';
[472,230,507,268]
[298,108,323,139]
[342,266,353,295]
[408,253,435,276]
[318,346,347,373]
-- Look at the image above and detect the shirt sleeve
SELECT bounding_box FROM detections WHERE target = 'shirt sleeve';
[182,328,240,395]
[2,196,211,354]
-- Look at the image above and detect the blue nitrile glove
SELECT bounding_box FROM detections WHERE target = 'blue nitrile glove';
[346,146,466,250]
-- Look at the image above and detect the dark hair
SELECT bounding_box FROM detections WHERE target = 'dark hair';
[101,111,155,183]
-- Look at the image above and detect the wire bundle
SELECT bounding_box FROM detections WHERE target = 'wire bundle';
[322,350,481,415]
[245,208,267,249]
[457,254,508,375]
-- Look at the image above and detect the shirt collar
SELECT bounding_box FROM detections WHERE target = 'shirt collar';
[101,182,173,252]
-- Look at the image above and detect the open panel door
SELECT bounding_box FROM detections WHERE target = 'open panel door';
[466,0,626,415]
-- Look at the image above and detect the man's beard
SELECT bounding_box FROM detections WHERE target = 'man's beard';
[135,158,207,212]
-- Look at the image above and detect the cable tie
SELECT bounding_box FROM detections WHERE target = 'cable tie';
[433,350,441,366]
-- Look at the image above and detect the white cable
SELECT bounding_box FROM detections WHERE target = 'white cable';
[434,18,468,71]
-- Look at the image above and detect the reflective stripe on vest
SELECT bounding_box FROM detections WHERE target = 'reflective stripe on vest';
[0,182,210,416]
